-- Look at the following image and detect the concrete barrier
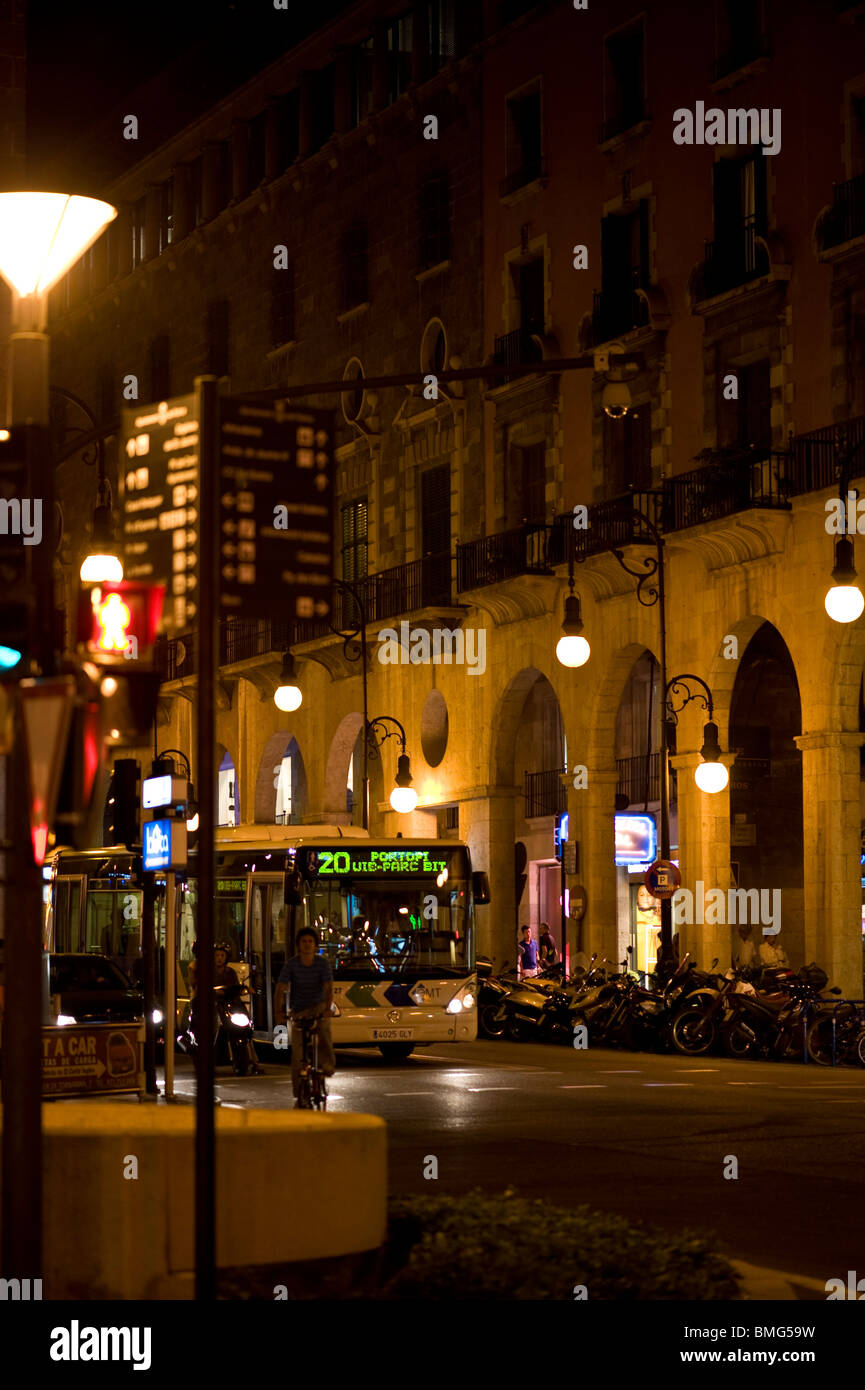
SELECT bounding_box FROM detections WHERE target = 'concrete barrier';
[0,1104,387,1299]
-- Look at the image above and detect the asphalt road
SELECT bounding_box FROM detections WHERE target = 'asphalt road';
[173,1037,865,1284]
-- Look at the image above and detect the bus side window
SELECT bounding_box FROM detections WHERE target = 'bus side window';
[270,883,288,986]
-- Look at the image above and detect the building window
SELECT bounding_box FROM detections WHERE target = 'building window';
[188,155,204,227]
[248,111,267,187]
[341,222,368,311]
[310,66,335,152]
[596,201,650,341]
[158,180,173,254]
[419,173,450,269]
[732,360,771,450]
[427,0,455,72]
[506,441,546,527]
[271,263,295,346]
[387,12,413,103]
[341,498,368,589]
[604,403,651,495]
[705,150,768,294]
[601,19,646,142]
[278,90,300,167]
[149,334,171,402]
[713,0,765,81]
[516,255,545,338]
[504,82,542,193]
[352,38,375,126]
[130,197,146,267]
[206,298,230,378]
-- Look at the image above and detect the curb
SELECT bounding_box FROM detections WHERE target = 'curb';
[732,1260,828,1301]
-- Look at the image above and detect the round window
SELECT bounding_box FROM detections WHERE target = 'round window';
[421,689,449,767]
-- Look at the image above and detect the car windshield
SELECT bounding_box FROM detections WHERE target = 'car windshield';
[303,881,471,979]
[51,957,134,992]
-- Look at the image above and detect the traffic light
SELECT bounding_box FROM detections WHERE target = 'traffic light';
[0,426,34,674]
[103,758,141,847]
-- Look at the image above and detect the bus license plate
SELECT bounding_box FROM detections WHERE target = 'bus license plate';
[373,1028,413,1040]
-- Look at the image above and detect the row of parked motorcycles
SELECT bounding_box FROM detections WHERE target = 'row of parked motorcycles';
[477,952,865,1064]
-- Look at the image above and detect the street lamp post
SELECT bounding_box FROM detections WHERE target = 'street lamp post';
[558,503,726,968]
[0,192,116,1284]
[825,430,865,624]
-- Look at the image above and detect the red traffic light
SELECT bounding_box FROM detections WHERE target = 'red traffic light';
[77,581,164,663]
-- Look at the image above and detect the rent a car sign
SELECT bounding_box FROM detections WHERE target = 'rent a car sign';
[42,1023,144,1096]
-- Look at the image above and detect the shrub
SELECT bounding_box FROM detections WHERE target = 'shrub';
[380,1189,741,1300]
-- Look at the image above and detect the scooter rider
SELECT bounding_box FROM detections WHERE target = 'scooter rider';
[188,940,264,1074]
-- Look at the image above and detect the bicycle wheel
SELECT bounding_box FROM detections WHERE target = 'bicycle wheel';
[296,1071,313,1108]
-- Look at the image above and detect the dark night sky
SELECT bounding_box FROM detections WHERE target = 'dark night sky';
[25,0,360,192]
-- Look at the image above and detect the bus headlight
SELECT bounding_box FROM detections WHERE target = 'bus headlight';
[446,997,463,1014]
[56,1014,76,1026]
[446,985,476,1014]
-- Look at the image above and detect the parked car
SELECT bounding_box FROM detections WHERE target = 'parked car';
[49,953,144,1025]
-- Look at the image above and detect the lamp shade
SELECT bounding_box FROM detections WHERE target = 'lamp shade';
[825,584,865,624]
[694,759,729,793]
[274,651,302,712]
[390,752,417,813]
[0,193,116,297]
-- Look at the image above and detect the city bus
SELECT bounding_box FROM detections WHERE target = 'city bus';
[46,825,489,1057]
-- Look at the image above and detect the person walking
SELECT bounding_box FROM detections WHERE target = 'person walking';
[517,924,540,979]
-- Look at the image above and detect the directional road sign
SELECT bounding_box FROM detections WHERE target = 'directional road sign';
[120,396,199,634]
[219,399,334,619]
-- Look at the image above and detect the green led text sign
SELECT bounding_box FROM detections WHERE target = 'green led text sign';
[311,849,449,877]
[216,878,246,893]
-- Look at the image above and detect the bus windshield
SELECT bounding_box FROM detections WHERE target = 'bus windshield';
[297,845,472,979]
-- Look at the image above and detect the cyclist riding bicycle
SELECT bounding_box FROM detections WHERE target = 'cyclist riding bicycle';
[273,926,335,1107]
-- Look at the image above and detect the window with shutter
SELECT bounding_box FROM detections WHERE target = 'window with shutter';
[341,498,368,583]
[419,174,450,269]
[421,466,451,556]
[341,223,368,310]
[737,361,771,450]
[271,264,295,346]
[604,404,651,495]
[205,299,230,378]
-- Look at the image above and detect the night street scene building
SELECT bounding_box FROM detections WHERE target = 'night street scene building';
[1,0,865,1324]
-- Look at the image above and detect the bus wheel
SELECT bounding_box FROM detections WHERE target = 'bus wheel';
[379,1043,414,1060]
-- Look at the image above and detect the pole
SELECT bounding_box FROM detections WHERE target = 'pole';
[560,854,567,980]
[142,870,157,1095]
[164,871,176,1101]
[361,616,369,830]
[1,317,50,1286]
[657,541,673,968]
[195,374,219,1300]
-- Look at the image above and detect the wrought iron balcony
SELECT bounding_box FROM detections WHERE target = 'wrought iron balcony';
[661,448,789,531]
[696,216,769,299]
[787,414,865,497]
[569,489,664,557]
[457,522,559,591]
[591,281,650,345]
[616,752,662,806]
[154,632,197,681]
[335,553,452,628]
[499,157,547,198]
[820,173,865,251]
[492,327,544,382]
[524,767,567,819]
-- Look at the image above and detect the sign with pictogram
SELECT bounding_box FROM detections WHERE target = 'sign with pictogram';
[120,395,199,635]
[218,399,334,619]
[644,859,681,900]
[42,1023,144,1096]
[77,581,165,663]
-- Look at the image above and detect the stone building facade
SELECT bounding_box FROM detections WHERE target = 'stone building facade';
[46,0,865,996]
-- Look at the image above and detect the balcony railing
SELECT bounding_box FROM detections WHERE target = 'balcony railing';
[697,216,769,299]
[154,632,197,681]
[524,767,567,819]
[616,752,662,806]
[492,327,544,383]
[821,172,865,252]
[499,157,547,198]
[335,553,451,627]
[787,414,865,497]
[661,449,789,531]
[591,279,650,344]
[457,522,559,591]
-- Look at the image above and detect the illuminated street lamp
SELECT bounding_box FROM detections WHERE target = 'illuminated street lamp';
[80,479,123,583]
[368,715,417,814]
[825,537,864,624]
[556,589,590,668]
[273,651,303,712]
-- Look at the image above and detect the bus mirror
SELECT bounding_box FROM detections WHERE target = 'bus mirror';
[284,870,303,905]
[472,871,491,905]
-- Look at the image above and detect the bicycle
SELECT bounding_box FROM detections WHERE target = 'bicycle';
[290,1007,328,1110]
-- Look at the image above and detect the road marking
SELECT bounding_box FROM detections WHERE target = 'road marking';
[598,1069,642,1073]
[673,1068,719,1072]
[560,1084,606,1089]
[466,1086,518,1092]
[384,1091,436,1096]
[727,1081,764,1085]
[643,1083,692,1087]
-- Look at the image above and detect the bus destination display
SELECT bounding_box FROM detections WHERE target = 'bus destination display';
[299,847,450,878]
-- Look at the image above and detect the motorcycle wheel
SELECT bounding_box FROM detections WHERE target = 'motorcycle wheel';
[806,1016,840,1066]
[671,1007,717,1056]
[721,1021,756,1059]
[505,1016,526,1043]
[232,1043,250,1077]
[856,1031,865,1068]
[479,1004,507,1039]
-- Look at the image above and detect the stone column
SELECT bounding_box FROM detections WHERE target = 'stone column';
[231,120,249,202]
[172,164,192,242]
[795,730,864,998]
[264,98,282,180]
[298,72,315,158]
[116,204,133,278]
[461,788,518,967]
[671,749,736,971]
[202,143,225,222]
[333,48,354,135]
[577,763,619,970]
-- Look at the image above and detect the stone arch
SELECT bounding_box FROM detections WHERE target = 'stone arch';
[253,730,308,823]
[324,712,364,814]
[215,741,240,827]
[490,665,568,786]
